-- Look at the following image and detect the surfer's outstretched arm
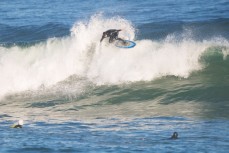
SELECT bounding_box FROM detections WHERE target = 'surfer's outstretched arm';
[100,32,106,42]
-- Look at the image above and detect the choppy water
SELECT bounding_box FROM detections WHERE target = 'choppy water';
[0,0,229,152]
[1,118,229,153]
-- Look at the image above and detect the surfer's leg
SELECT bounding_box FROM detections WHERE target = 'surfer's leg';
[117,38,127,45]
[109,36,114,43]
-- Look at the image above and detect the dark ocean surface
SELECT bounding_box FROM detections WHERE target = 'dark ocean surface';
[0,0,229,152]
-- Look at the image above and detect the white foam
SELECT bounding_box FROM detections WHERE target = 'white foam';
[87,39,204,84]
[0,14,228,99]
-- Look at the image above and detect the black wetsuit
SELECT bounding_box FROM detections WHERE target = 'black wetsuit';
[100,29,124,43]
[13,124,22,128]
[170,132,178,139]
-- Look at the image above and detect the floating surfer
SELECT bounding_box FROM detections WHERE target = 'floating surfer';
[11,119,23,128]
[170,132,178,139]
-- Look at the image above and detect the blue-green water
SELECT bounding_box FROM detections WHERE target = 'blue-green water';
[0,0,229,152]
[1,118,229,153]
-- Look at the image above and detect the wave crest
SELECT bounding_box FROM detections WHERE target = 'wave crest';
[0,14,229,99]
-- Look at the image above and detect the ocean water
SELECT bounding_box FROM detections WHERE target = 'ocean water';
[0,0,229,152]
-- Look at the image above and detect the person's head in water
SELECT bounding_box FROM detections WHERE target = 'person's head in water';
[171,132,178,139]
[11,119,23,128]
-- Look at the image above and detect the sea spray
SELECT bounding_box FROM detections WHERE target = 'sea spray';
[0,15,136,99]
[0,15,229,100]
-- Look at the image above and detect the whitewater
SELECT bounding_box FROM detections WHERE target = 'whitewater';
[1,0,229,153]
[1,15,228,100]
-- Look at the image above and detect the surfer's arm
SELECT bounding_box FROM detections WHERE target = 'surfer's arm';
[100,36,105,42]
[100,32,107,42]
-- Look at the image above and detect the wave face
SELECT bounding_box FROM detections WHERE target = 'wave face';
[1,1,229,153]
[1,15,229,120]
[0,15,133,97]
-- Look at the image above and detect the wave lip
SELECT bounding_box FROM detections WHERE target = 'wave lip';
[0,15,229,100]
[0,15,135,99]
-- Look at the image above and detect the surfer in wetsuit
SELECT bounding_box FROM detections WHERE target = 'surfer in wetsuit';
[11,119,23,128]
[100,29,125,43]
[170,132,178,139]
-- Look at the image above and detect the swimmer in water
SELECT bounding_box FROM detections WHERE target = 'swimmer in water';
[11,119,23,128]
[170,132,178,139]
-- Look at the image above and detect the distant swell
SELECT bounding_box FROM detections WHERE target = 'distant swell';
[0,23,70,46]
[137,18,229,40]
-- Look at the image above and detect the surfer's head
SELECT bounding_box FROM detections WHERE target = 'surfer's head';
[18,119,23,126]
[11,119,24,128]
[171,132,178,139]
